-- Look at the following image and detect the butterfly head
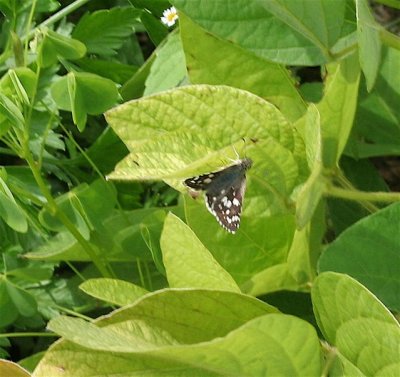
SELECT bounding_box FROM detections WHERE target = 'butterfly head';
[240,157,253,171]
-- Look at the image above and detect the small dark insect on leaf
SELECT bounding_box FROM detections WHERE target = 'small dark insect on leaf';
[184,158,252,233]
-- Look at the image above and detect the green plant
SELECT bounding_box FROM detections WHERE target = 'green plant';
[0,0,399,376]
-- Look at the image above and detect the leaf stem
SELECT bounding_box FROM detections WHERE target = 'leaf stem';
[334,171,380,213]
[0,332,57,338]
[326,185,400,203]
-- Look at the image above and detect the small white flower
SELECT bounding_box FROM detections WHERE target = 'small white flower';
[161,6,178,27]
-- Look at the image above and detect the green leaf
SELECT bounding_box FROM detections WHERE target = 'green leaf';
[0,68,36,104]
[185,200,296,284]
[72,7,141,57]
[106,87,306,284]
[161,213,240,292]
[39,179,116,234]
[80,278,149,306]
[28,208,166,262]
[0,191,28,233]
[140,10,168,45]
[51,72,119,131]
[6,281,37,317]
[288,202,324,285]
[259,0,346,58]
[120,52,156,100]
[356,0,382,91]
[318,52,360,167]
[179,12,306,122]
[312,272,400,376]
[295,163,325,229]
[240,263,299,296]
[39,28,86,67]
[319,202,400,311]
[347,47,400,158]
[172,0,351,65]
[106,85,305,182]
[99,289,278,337]
[0,92,24,131]
[144,31,186,95]
[0,280,18,327]
[38,312,321,377]
[75,58,138,85]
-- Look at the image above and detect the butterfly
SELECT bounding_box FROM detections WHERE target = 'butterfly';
[184,158,253,233]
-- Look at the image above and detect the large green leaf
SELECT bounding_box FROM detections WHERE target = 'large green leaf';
[179,13,306,122]
[34,288,322,376]
[38,313,321,377]
[312,272,400,376]
[172,0,351,65]
[161,213,240,292]
[319,202,400,311]
[106,85,306,187]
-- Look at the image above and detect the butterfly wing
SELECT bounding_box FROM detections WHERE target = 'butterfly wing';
[205,178,246,234]
[184,170,225,190]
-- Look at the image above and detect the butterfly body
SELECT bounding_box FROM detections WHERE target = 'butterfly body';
[184,158,252,233]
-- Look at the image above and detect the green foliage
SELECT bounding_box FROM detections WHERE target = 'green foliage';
[0,0,399,376]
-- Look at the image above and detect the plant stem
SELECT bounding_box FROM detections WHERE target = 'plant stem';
[327,185,400,203]
[320,341,337,377]
[335,171,380,213]
[24,151,111,277]
[22,0,91,41]
[0,332,57,338]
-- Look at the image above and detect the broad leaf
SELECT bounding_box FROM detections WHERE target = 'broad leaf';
[172,0,351,65]
[106,85,307,283]
[348,47,400,158]
[144,31,186,96]
[312,272,400,376]
[319,202,400,311]
[179,13,306,122]
[51,72,119,131]
[80,278,149,306]
[39,314,321,377]
[161,213,240,292]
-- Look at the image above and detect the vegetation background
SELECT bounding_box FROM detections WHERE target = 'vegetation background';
[0,0,399,376]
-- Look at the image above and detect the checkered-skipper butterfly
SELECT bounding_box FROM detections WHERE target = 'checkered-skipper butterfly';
[184,158,252,233]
